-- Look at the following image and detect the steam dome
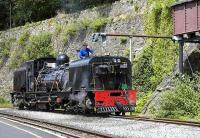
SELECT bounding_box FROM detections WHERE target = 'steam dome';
[56,54,69,66]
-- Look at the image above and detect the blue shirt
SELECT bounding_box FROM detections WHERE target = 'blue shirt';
[79,48,93,59]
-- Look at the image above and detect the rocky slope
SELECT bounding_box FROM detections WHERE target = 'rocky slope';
[0,0,146,99]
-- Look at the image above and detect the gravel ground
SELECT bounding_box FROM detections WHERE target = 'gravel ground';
[0,108,200,138]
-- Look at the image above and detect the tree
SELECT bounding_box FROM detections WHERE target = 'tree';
[0,0,10,30]
[0,0,61,30]
[13,0,61,26]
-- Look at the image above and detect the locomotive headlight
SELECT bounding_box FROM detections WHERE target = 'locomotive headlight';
[117,59,121,63]
[120,63,128,68]
[113,58,121,63]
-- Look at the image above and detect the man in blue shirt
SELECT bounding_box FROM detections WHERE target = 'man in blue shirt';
[79,42,94,59]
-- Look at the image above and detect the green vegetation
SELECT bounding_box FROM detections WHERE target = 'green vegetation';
[151,75,200,120]
[9,31,54,69]
[0,39,12,58]
[135,92,153,113]
[0,0,60,30]
[132,0,178,92]
[132,48,154,91]
[80,19,91,29]
[0,97,12,108]
[9,31,30,68]
[90,17,109,31]
[0,37,15,66]
[80,17,110,31]
[55,23,78,53]
[25,32,54,60]
[63,24,78,37]
[132,0,179,115]
[120,37,128,45]
[134,4,140,13]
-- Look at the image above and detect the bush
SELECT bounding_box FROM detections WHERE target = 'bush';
[79,17,109,32]
[134,4,140,13]
[9,31,54,69]
[90,17,109,31]
[9,31,30,68]
[63,24,78,37]
[0,37,15,67]
[195,113,200,121]
[132,48,154,91]
[135,91,153,113]
[80,19,92,29]
[17,30,30,46]
[0,97,11,108]
[0,38,15,59]
[24,32,54,60]
[152,75,200,120]
[132,0,178,93]
[120,37,127,45]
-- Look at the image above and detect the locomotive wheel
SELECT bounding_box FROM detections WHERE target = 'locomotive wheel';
[45,104,50,111]
[115,112,121,116]
[49,105,55,111]
[84,96,93,114]
[18,103,24,110]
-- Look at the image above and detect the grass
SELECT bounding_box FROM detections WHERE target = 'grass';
[0,97,12,108]
[150,75,200,121]
[135,91,153,113]
[120,37,128,45]
[90,17,109,31]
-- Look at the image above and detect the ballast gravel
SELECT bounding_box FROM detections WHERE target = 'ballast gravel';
[0,108,200,138]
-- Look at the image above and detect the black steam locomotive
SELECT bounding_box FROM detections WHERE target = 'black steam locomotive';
[11,54,137,114]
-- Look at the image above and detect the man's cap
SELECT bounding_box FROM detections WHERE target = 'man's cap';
[82,42,88,46]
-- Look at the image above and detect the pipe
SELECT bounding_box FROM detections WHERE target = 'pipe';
[100,33,172,39]
[179,41,184,74]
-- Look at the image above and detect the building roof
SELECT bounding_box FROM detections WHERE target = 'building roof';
[171,0,194,7]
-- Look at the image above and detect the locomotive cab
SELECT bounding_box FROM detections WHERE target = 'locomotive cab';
[69,56,137,114]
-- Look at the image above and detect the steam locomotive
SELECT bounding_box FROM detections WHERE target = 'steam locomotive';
[11,54,137,115]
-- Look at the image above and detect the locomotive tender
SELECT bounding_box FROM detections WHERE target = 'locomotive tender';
[11,54,137,114]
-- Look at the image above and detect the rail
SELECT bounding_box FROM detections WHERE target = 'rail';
[0,111,112,138]
[111,115,200,127]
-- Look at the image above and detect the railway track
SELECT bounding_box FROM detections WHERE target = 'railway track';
[0,111,112,138]
[111,115,200,127]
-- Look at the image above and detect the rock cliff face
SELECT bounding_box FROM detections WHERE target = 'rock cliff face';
[0,0,146,99]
